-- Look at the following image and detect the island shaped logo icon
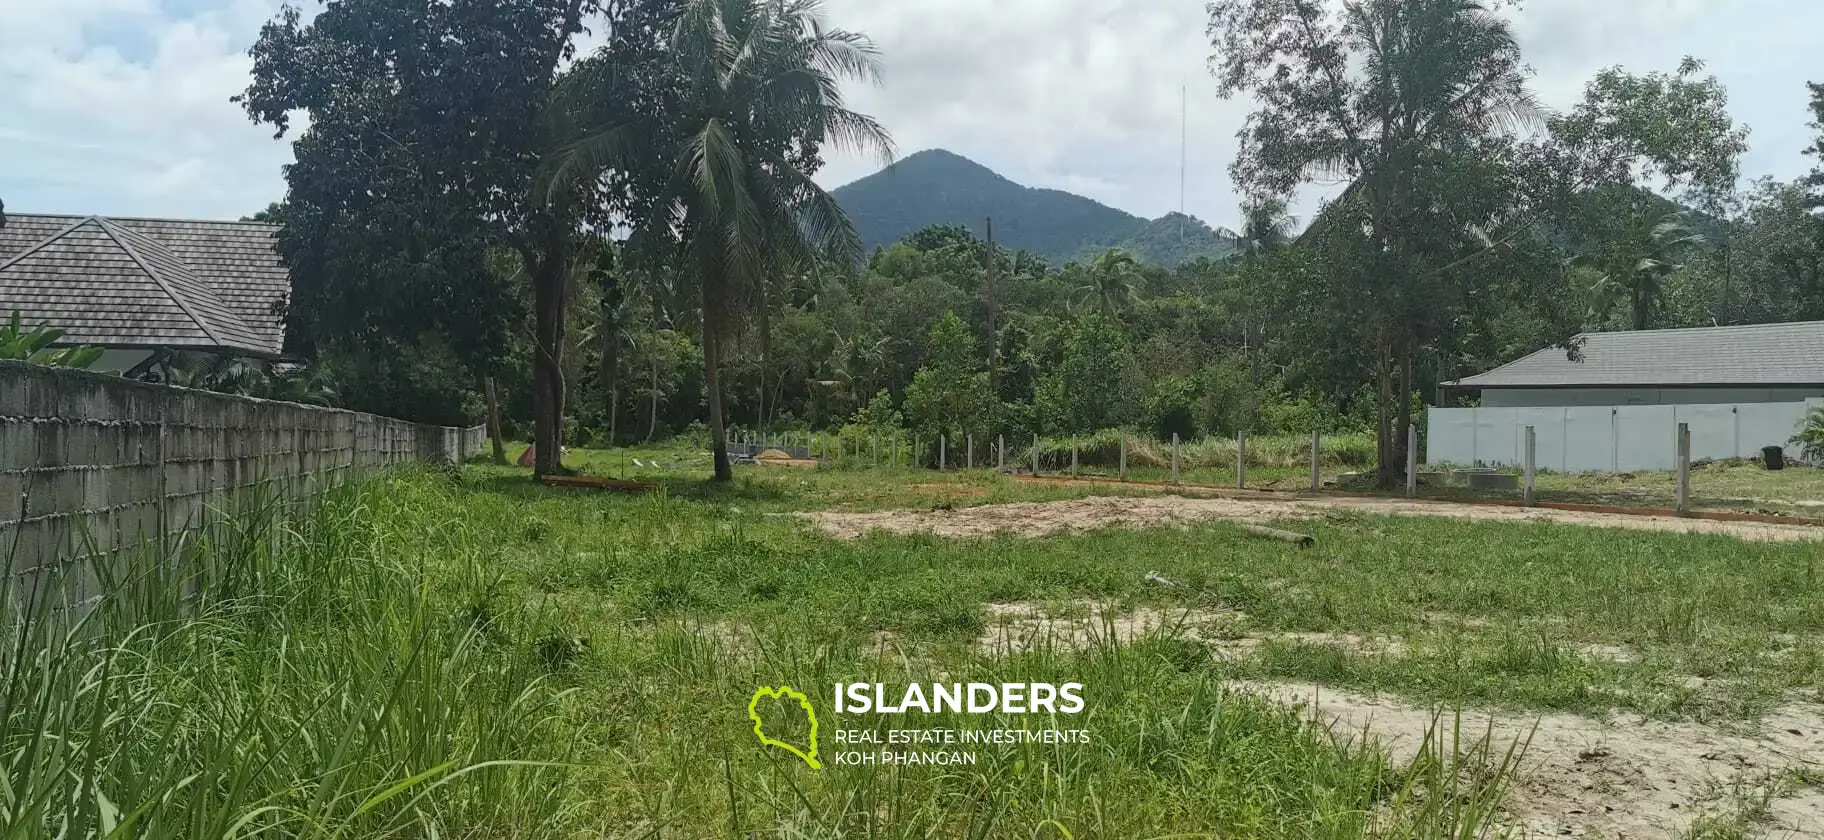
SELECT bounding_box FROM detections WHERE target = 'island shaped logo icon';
[748,685,822,769]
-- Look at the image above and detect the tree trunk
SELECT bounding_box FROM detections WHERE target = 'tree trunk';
[484,375,507,465]
[1374,351,1398,490]
[599,307,619,447]
[532,240,569,478]
[1393,351,1413,488]
[705,321,732,481]
[1632,278,1652,331]
[757,283,771,428]
[646,357,660,443]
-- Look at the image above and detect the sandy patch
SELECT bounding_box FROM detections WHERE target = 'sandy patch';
[801,494,1824,542]
[977,600,1249,656]
[974,600,1418,660]
[1239,681,1824,839]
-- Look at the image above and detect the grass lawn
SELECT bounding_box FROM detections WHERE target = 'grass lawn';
[14,441,1824,837]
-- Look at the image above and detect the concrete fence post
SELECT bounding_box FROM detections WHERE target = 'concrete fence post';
[1676,422,1692,514]
[940,435,947,471]
[1237,430,1247,489]
[998,434,1006,471]
[1523,425,1537,507]
[1406,423,1419,499]
[1172,433,1181,485]
[1070,445,1079,476]
[1033,436,1041,476]
[1310,429,1321,493]
[967,434,974,470]
[1119,434,1128,480]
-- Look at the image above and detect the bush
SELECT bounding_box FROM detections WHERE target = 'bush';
[1145,375,1199,442]
[1025,429,1377,470]
[1792,407,1824,463]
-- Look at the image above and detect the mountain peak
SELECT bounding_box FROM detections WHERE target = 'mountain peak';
[832,151,1236,266]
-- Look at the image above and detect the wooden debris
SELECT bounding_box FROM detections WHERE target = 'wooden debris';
[1238,524,1315,547]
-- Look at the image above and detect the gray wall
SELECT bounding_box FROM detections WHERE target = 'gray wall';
[1,361,487,586]
[1427,399,1823,472]
[1479,386,1824,407]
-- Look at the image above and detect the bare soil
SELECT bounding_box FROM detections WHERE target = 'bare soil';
[1240,680,1824,839]
[801,494,1824,542]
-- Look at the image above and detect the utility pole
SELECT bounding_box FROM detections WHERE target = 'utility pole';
[985,215,1001,395]
[1179,83,1188,247]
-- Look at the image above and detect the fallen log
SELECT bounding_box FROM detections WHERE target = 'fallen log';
[1238,524,1315,547]
[537,474,653,493]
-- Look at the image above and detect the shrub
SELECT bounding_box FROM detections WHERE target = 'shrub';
[1792,407,1824,463]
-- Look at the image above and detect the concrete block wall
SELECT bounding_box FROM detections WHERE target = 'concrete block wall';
[0,360,487,583]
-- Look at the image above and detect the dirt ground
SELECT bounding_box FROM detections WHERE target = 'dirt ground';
[801,494,1824,542]
[975,600,1824,838]
[1243,680,1824,839]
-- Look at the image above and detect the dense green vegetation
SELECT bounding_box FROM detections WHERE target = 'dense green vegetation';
[830,148,1242,266]
[25,450,1824,836]
[226,0,1824,493]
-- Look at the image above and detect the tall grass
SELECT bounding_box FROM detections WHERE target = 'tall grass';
[0,470,581,839]
[1028,429,1378,470]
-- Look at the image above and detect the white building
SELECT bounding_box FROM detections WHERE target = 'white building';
[1430,322,1824,472]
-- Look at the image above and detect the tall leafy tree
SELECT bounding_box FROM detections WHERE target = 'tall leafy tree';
[239,0,598,473]
[1208,0,1744,487]
[546,0,893,481]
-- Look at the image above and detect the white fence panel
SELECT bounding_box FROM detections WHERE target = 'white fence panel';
[1563,407,1616,473]
[1427,400,1819,473]
[1614,406,1675,471]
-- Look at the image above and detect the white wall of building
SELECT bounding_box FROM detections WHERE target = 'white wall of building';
[1479,387,1824,407]
[1426,399,1824,472]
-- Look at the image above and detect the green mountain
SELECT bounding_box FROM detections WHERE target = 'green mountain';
[831,149,1238,267]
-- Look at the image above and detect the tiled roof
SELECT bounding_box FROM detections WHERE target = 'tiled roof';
[1450,321,1824,388]
[0,213,287,356]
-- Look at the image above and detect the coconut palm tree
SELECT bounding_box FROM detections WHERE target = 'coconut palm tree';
[1076,248,1141,318]
[1582,210,1709,330]
[545,0,892,481]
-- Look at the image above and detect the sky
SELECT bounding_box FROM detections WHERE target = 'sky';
[2,0,1820,230]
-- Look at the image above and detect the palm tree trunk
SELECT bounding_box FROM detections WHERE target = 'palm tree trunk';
[705,322,732,481]
[1632,277,1652,331]
[599,309,618,446]
[757,283,771,428]
[484,375,507,465]
[531,240,569,478]
[646,357,660,443]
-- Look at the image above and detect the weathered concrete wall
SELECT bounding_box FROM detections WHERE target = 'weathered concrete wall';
[0,361,487,580]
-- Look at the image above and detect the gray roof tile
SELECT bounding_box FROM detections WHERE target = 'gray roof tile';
[0,213,287,356]
[1451,321,1824,388]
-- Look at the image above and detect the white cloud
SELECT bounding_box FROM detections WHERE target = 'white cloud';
[0,0,293,218]
[1,0,1818,227]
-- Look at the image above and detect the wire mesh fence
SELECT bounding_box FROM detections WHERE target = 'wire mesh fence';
[718,423,1794,520]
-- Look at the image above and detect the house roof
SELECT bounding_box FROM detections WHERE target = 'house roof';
[1449,320,1824,389]
[0,213,287,357]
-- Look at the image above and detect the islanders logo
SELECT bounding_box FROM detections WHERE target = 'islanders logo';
[748,685,822,769]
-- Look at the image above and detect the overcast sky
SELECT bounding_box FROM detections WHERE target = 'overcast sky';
[3,0,1819,230]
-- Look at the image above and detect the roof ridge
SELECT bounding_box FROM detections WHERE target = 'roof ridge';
[1594,320,1824,338]
[0,216,97,275]
[8,211,281,229]
[94,217,228,347]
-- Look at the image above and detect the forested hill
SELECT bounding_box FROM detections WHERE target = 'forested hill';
[832,149,1240,267]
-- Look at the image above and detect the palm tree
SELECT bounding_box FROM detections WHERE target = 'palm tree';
[1582,210,1709,330]
[1238,197,1296,257]
[1627,213,1708,330]
[546,0,892,481]
[1077,248,1141,318]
